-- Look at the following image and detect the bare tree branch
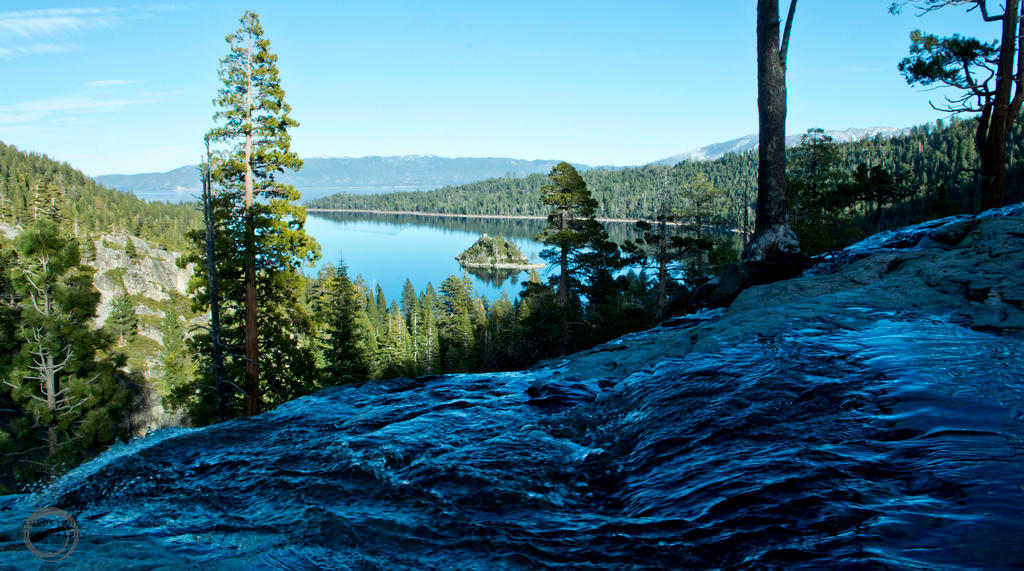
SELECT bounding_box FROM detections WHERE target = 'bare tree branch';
[780,0,798,69]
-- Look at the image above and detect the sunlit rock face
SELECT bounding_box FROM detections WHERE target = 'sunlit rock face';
[90,233,191,326]
[1,206,1022,569]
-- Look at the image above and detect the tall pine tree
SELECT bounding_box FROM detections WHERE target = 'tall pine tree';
[179,11,320,422]
[538,162,605,310]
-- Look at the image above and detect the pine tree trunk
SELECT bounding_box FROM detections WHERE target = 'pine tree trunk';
[980,0,1019,210]
[743,0,800,261]
[656,216,668,318]
[558,207,569,309]
[202,142,227,421]
[243,35,260,417]
[244,234,258,416]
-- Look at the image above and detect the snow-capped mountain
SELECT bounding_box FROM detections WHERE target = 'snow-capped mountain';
[652,126,910,165]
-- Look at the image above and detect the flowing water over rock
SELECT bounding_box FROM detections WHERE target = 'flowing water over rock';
[2,207,1023,569]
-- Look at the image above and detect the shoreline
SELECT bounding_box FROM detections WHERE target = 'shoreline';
[305,208,640,224]
[457,261,546,270]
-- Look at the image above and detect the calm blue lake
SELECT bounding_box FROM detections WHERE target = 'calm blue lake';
[303,211,646,303]
[304,212,553,303]
[135,187,642,302]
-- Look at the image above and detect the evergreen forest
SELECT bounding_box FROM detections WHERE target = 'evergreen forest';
[0,142,201,251]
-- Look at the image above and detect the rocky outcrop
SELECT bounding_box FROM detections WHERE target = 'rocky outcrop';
[546,204,1024,380]
[1,225,192,332]
[727,211,1024,334]
[90,233,192,326]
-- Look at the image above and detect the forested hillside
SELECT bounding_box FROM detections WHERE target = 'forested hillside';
[0,142,201,251]
[0,141,201,487]
[308,118,1021,232]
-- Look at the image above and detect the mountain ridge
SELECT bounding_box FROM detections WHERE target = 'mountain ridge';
[652,126,910,165]
[95,126,911,197]
[94,156,594,196]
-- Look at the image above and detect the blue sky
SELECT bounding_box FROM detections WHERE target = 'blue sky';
[0,1,994,176]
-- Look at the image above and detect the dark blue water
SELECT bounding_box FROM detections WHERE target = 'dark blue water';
[2,311,1022,568]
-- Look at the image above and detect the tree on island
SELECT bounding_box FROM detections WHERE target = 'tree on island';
[892,0,1023,209]
[455,234,540,269]
[744,0,800,261]
[179,11,320,421]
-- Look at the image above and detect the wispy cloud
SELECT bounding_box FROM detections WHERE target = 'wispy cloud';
[0,43,68,58]
[0,5,186,59]
[0,92,176,125]
[0,8,117,39]
[0,7,115,58]
[87,79,141,87]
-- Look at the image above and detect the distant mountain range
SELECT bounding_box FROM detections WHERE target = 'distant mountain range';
[94,127,910,198]
[94,156,593,196]
[651,127,910,165]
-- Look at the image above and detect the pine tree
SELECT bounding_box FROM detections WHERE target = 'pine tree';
[538,162,605,309]
[374,285,388,332]
[124,236,138,260]
[438,275,477,372]
[0,243,17,382]
[364,285,380,340]
[158,311,193,393]
[419,284,441,374]
[179,11,320,421]
[313,263,375,384]
[379,301,410,378]
[2,220,130,479]
[80,235,96,264]
[107,293,137,347]
[31,180,62,223]
[893,0,1023,209]
[400,279,422,372]
[622,172,685,318]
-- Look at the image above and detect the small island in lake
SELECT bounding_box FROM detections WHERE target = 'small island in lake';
[455,234,544,270]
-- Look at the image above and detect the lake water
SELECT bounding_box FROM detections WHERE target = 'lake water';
[136,187,688,303]
[304,211,708,303]
[305,211,564,303]
[134,187,643,303]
